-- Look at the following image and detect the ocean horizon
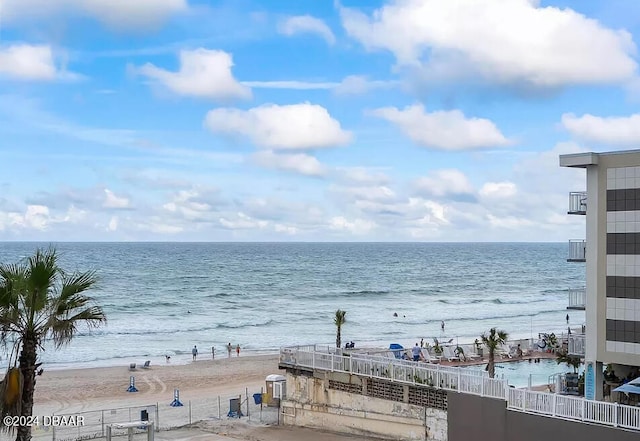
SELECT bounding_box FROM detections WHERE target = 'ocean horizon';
[0,242,585,370]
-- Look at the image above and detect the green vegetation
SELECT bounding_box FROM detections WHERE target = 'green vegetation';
[0,249,106,441]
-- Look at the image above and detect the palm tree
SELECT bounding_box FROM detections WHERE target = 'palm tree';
[0,248,106,441]
[556,349,582,373]
[480,327,508,379]
[334,309,346,348]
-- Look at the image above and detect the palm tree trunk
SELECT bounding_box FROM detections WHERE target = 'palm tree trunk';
[16,336,37,441]
[336,326,341,348]
[488,348,495,379]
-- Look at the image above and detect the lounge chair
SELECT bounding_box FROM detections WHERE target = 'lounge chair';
[496,344,512,359]
[443,346,460,362]
[142,360,151,369]
[462,345,481,361]
[129,363,136,371]
[420,349,437,363]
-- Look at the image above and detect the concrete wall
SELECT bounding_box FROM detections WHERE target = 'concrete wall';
[282,370,447,441]
[448,391,639,441]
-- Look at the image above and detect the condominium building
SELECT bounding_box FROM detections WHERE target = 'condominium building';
[560,150,640,400]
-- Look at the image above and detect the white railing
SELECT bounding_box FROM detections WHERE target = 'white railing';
[568,240,586,261]
[568,335,585,357]
[280,346,640,432]
[568,288,586,309]
[507,388,640,430]
[280,346,508,400]
[568,191,587,214]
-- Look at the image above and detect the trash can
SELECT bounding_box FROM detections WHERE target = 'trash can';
[228,398,243,418]
[253,393,262,405]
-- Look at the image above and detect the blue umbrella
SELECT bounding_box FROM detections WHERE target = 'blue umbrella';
[613,382,640,395]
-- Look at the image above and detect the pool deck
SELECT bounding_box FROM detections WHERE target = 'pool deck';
[436,350,558,368]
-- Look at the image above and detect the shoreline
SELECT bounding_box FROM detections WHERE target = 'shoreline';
[16,325,577,372]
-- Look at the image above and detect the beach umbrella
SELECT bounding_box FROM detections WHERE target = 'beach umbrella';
[612,382,640,395]
[628,376,640,386]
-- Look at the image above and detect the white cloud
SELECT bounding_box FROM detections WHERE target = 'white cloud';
[242,75,398,95]
[219,213,269,230]
[479,182,517,199]
[6,205,50,231]
[204,103,352,150]
[136,49,251,100]
[486,214,534,229]
[0,44,75,81]
[561,113,640,146]
[413,169,475,199]
[162,189,214,221]
[332,185,397,203]
[278,15,336,45]
[372,104,509,150]
[251,151,327,177]
[334,167,391,185]
[333,75,398,95]
[103,189,131,209]
[107,216,118,232]
[329,216,376,235]
[340,0,638,88]
[2,0,188,30]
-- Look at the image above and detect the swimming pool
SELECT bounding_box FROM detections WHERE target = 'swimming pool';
[462,358,582,388]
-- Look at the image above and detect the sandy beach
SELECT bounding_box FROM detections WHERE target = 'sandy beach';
[30,353,387,440]
[33,354,282,415]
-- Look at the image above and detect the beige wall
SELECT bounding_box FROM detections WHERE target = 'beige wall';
[282,371,447,441]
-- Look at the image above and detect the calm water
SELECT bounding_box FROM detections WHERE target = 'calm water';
[0,242,585,370]
[464,358,581,388]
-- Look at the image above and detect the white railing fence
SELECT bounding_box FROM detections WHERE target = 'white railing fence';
[568,191,587,213]
[567,288,586,309]
[281,346,640,432]
[568,334,586,357]
[568,239,587,261]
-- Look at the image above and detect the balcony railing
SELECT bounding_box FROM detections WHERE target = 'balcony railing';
[568,240,586,262]
[568,334,585,357]
[567,288,586,310]
[568,191,587,215]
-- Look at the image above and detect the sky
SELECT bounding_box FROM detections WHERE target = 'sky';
[0,0,639,242]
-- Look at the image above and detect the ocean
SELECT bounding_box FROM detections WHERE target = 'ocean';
[0,242,585,370]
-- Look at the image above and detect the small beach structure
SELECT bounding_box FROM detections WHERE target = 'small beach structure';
[389,343,404,359]
[265,374,286,407]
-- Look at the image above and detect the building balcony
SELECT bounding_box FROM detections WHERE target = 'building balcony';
[567,334,585,357]
[567,240,586,262]
[567,288,585,310]
[568,191,587,215]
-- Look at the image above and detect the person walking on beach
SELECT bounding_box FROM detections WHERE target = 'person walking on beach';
[236,344,240,357]
[192,345,198,361]
[441,321,445,332]
[227,342,232,358]
[566,313,569,324]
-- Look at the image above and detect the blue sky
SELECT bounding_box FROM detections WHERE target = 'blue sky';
[0,0,638,241]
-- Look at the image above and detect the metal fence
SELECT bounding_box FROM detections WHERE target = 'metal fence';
[281,346,640,432]
[31,388,280,441]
